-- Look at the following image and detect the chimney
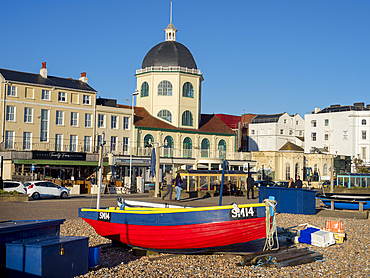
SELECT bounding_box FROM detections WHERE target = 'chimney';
[79,72,88,83]
[314,107,320,113]
[40,62,47,78]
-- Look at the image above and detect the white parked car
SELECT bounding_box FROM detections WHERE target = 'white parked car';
[24,181,69,200]
[2,181,27,194]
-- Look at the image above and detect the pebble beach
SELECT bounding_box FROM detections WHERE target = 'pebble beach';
[61,213,370,278]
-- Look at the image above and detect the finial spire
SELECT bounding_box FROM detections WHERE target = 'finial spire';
[165,2,177,41]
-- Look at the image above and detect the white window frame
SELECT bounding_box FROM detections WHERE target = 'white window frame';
[110,136,117,152]
[362,131,366,140]
[5,131,15,149]
[55,134,63,151]
[123,117,130,130]
[123,137,129,154]
[85,113,92,128]
[23,132,32,150]
[84,136,92,153]
[324,133,329,141]
[24,107,33,123]
[56,111,64,126]
[324,119,329,126]
[83,95,91,105]
[70,135,78,152]
[111,115,118,129]
[6,106,15,122]
[98,114,105,128]
[311,132,317,141]
[58,91,67,102]
[7,86,17,97]
[311,120,317,127]
[42,90,51,100]
[71,112,79,127]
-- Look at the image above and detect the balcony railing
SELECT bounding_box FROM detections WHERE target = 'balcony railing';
[136,66,202,75]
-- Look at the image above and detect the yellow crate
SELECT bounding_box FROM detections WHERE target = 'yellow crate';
[333,232,345,244]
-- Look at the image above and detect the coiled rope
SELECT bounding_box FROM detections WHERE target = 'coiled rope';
[263,198,279,251]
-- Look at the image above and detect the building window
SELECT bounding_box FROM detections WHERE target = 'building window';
[164,136,174,158]
[58,92,67,102]
[296,121,299,125]
[84,136,92,152]
[42,90,50,100]
[40,109,49,142]
[285,163,291,180]
[24,107,33,123]
[83,95,91,105]
[111,116,118,129]
[157,110,172,123]
[144,134,154,148]
[182,110,193,126]
[23,132,32,150]
[362,147,366,160]
[158,80,172,96]
[70,135,78,152]
[362,131,366,140]
[295,163,299,178]
[183,137,192,158]
[314,164,318,175]
[299,131,303,136]
[289,130,293,135]
[218,140,226,159]
[284,119,287,124]
[251,130,255,135]
[7,86,17,97]
[55,134,63,151]
[6,106,15,121]
[56,111,64,125]
[98,114,105,128]
[311,120,317,127]
[311,132,316,141]
[324,134,329,140]
[5,131,14,149]
[123,117,130,130]
[323,164,328,176]
[85,113,92,128]
[325,119,329,126]
[362,119,367,125]
[70,112,78,127]
[123,137,129,154]
[280,129,284,135]
[201,138,210,158]
[182,82,194,98]
[140,82,149,97]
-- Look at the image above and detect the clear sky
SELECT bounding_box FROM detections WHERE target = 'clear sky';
[1,0,369,118]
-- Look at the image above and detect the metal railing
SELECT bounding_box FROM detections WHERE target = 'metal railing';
[136,66,202,75]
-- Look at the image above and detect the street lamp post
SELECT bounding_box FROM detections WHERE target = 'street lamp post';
[129,90,139,193]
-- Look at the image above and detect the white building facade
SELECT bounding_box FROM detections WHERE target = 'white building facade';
[248,113,304,152]
[304,103,370,168]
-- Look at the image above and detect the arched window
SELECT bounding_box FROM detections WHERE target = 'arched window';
[362,119,367,125]
[144,134,154,148]
[201,138,210,158]
[140,82,149,97]
[295,163,299,179]
[183,137,192,158]
[182,110,193,126]
[218,140,226,159]
[182,82,194,98]
[323,164,328,176]
[158,80,172,96]
[164,136,174,158]
[157,110,172,123]
[285,163,291,180]
[313,164,319,181]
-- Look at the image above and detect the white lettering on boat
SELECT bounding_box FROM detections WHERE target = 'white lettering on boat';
[98,211,111,222]
[229,207,257,220]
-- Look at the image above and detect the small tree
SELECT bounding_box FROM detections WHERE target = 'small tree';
[352,155,369,173]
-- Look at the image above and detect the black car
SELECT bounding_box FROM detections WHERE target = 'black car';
[254,180,275,187]
[273,181,289,188]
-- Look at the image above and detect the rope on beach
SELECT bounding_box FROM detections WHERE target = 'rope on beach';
[263,198,279,251]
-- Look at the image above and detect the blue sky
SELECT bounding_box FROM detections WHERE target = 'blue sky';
[1,0,369,117]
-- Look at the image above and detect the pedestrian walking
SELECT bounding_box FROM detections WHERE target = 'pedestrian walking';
[162,170,173,201]
[174,173,183,202]
[246,173,255,199]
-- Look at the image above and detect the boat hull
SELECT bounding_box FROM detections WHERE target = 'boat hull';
[79,204,268,253]
[317,198,370,210]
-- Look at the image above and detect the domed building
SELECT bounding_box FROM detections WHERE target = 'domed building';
[123,18,254,177]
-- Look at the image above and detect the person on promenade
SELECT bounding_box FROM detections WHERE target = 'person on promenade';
[174,173,183,202]
[162,170,173,201]
[295,176,303,188]
[288,177,295,188]
[246,173,255,199]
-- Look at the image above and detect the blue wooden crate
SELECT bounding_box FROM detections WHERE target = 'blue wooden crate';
[6,235,88,277]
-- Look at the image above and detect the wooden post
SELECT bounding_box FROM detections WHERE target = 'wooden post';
[359,202,363,212]
[331,200,334,211]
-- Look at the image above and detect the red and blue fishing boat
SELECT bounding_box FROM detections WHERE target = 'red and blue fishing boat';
[317,193,370,210]
[79,201,273,253]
